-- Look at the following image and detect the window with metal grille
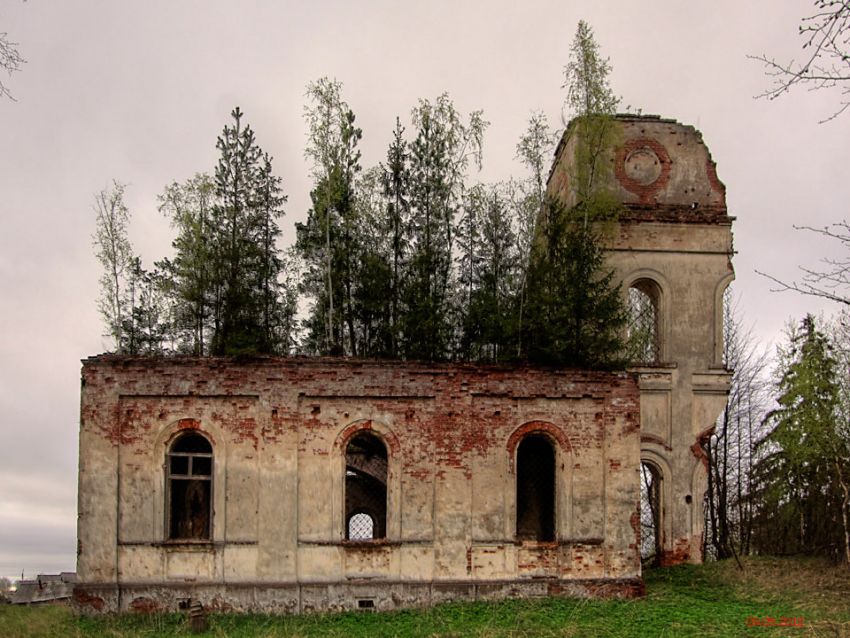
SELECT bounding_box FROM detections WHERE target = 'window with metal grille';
[167,432,213,540]
[627,280,661,364]
[345,432,387,540]
[348,512,375,540]
[640,461,663,567]
[516,434,555,542]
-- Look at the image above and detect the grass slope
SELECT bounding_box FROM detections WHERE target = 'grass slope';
[2,558,848,637]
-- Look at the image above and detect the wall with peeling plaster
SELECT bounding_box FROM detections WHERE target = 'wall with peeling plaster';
[75,359,642,613]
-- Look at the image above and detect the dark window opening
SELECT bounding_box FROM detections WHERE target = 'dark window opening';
[345,433,387,540]
[167,432,213,540]
[640,461,662,568]
[516,434,555,542]
[627,280,661,364]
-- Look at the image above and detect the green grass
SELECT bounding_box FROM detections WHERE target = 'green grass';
[3,558,849,637]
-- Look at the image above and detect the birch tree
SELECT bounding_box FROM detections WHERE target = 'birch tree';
[562,20,621,220]
[93,180,133,352]
[297,78,362,355]
[513,112,556,354]
[158,174,216,355]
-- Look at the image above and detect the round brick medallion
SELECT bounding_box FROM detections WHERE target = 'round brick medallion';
[615,138,672,203]
[624,147,662,185]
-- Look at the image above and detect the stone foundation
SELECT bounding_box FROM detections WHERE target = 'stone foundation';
[74,576,645,615]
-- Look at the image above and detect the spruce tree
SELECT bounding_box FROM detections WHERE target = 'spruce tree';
[752,315,849,562]
[209,107,287,355]
[350,168,394,358]
[255,152,288,352]
[524,199,626,368]
[122,258,171,355]
[459,183,519,361]
[380,118,411,357]
[403,100,454,360]
[210,107,261,354]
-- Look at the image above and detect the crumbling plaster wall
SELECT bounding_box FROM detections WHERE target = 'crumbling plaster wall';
[548,114,734,565]
[76,358,641,613]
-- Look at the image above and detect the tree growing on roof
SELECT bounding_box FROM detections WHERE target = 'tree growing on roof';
[522,20,627,368]
[93,180,134,353]
[297,77,363,355]
[401,94,487,360]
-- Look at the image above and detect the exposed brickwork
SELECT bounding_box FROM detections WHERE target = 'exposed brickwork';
[548,114,730,222]
[335,419,401,454]
[618,204,731,224]
[705,156,726,198]
[76,356,642,613]
[691,426,715,472]
[615,137,672,204]
[129,596,160,613]
[506,420,572,471]
[659,537,696,567]
[72,587,105,611]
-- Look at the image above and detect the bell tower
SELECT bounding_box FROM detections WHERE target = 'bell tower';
[548,114,734,564]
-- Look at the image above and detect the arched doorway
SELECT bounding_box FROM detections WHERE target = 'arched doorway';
[640,460,663,567]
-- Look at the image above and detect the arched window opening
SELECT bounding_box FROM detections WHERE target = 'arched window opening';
[516,434,555,542]
[167,432,213,540]
[627,280,661,364]
[345,432,387,540]
[348,512,375,540]
[640,461,663,568]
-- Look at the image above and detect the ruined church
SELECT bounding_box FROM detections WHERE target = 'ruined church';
[74,114,733,613]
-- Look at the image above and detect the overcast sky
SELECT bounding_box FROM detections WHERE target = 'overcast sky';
[1,1,847,581]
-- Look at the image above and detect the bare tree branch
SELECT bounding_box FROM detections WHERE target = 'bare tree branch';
[0,31,25,101]
[757,222,850,305]
[749,1,850,122]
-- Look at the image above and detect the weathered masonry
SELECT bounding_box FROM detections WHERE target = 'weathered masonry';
[548,114,734,565]
[74,114,734,612]
[75,359,642,613]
